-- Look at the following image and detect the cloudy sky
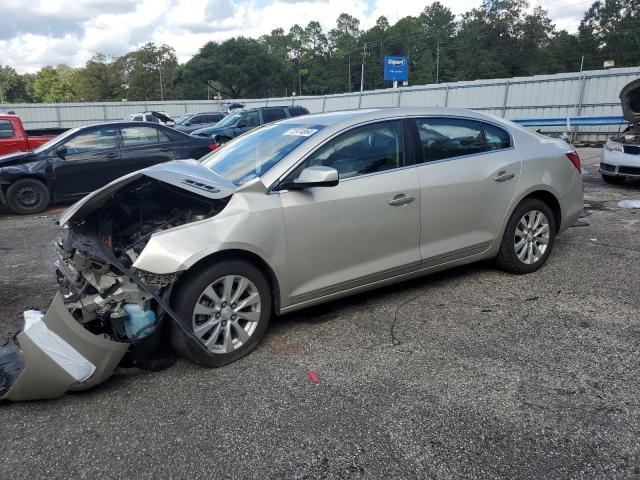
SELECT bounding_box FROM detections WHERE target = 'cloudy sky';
[0,0,589,73]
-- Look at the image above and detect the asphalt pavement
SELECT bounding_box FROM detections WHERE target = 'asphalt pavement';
[0,148,639,479]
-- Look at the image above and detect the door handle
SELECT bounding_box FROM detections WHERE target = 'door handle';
[159,147,170,152]
[389,194,415,206]
[494,172,515,182]
[105,153,117,159]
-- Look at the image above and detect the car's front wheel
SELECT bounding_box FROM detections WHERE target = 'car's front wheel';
[496,198,556,274]
[6,178,50,215]
[170,259,272,367]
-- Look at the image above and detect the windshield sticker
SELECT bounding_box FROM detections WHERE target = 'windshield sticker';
[283,128,318,137]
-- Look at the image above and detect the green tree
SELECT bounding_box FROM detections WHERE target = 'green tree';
[75,54,125,101]
[0,66,32,103]
[120,43,178,101]
[180,37,286,98]
[31,65,76,102]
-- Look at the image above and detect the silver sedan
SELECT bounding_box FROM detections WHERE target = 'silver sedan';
[58,107,584,368]
[2,107,585,400]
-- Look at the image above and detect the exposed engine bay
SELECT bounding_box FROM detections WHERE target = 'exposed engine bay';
[1,162,233,401]
[57,177,225,344]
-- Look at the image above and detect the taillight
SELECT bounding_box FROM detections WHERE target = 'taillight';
[565,151,581,172]
[208,144,220,151]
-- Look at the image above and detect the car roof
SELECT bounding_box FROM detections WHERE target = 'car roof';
[186,111,226,116]
[241,106,306,113]
[69,121,189,134]
[271,107,513,128]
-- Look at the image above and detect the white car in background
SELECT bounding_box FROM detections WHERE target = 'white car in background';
[123,111,174,125]
[600,78,640,184]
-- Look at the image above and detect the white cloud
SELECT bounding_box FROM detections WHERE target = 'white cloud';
[1,0,586,73]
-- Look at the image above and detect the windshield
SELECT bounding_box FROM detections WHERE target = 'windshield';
[201,123,324,186]
[174,114,193,126]
[214,112,242,128]
[33,128,81,154]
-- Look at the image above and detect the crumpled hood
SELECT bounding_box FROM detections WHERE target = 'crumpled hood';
[620,78,640,123]
[59,159,236,226]
[0,151,38,167]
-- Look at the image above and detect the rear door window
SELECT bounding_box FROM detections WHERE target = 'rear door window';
[0,120,15,139]
[202,114,223,123]
[414,118,484,162]
[122,126,170,146]
[262,109,288,124]
[483,123,511,150]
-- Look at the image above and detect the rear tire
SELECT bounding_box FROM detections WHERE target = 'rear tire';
[496,198,556,274]
[6,178,50,215]
[170,259,272,367]
[601,174,625,185]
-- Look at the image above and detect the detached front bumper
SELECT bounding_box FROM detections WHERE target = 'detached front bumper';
[0,293,129,402]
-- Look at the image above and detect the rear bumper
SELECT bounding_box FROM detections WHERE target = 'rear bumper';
[0,292,129,402]
[601,148,640,178]
[559,171,584,232]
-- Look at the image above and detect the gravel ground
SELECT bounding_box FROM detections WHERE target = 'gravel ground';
[0,148,639,479]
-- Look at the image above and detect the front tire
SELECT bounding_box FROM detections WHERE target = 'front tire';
[170,260,272,367]
[6,178,50,215]
[496,198,556,274]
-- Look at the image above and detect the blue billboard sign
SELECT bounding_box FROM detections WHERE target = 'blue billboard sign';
[384,56,409,82]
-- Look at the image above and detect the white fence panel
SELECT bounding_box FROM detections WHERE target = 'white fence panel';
[2,66,638,139]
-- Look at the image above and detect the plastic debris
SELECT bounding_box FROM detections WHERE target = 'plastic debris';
[618,200,640,209]
[306,370,320,384]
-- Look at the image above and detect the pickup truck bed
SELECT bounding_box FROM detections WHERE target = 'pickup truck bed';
[0,115,68,156]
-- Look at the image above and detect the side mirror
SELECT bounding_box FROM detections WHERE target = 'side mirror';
[282,166,339,190]
[55,145,67,158]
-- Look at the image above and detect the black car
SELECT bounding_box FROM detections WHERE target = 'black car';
[172,111,227,134]
[0,122,218,214]
[191,106,309,144]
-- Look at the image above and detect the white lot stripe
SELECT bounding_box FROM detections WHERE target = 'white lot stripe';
[22,311,96,382]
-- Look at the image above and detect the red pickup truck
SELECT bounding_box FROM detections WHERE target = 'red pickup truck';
[0,115,68,156]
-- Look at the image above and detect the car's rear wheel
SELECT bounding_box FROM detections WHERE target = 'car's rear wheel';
[496,198,556,274]
[170,259,272,367]
[6,178,50,215]
[601,174,625,185]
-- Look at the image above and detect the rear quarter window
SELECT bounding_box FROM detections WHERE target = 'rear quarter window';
[484,123,511,150]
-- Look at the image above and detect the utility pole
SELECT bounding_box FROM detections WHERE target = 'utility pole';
[159,66,164,102]
[436,40,440,84]
[360,43,367,93]
[348,54,351,92]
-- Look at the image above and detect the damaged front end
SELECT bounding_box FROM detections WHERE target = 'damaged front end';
[1,160,234,401]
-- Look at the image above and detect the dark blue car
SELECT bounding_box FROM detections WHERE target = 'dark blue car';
[191,106,309,144]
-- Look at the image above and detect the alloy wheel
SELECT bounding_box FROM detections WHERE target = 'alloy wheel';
[514,210,550,265]
[192,275,261,354]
